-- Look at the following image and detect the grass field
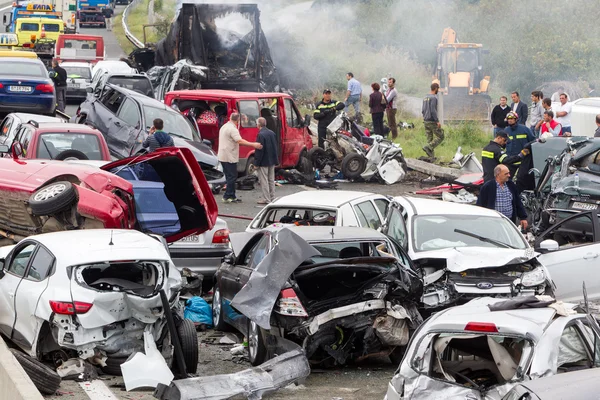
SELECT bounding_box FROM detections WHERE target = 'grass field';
[114,0,174,55]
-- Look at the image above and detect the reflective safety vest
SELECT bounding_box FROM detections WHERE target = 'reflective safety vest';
[481,140,523,182]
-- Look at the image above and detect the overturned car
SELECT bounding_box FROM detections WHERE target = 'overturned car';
[213,226,423,366]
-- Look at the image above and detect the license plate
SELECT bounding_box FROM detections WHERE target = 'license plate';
[68,83,80,88]
[179,235,200,243]
[572,201,598,211]
[9,86,31,93]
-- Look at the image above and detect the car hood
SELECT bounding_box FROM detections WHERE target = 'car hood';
[413,247,537,272]
[101,147,218,242]
[171,136,218,168]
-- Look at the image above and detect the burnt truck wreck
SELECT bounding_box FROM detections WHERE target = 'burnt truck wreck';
[133,3,280,93]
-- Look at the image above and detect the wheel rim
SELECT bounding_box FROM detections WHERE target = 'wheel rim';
[33,183,66,202]
[248,162,257,175]
[348,159,361,172]
[248,320,259,361]
[212,287,221,327]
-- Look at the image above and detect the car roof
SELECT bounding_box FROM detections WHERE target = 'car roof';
[92,60,135,74]
[167,89,293,100]
[0,57,44,65]
[398,196,501,217]
[267,225,389,242]
[516,368,600,398]
[270,190,378,209]
[60,62,92,68]
[110,85,165,106]
[11,113,64,123]
[30,123,100,133]
[29,229,170,265]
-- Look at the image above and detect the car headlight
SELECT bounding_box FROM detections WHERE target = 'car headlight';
[216,162,223,172]
[520,268,546,287]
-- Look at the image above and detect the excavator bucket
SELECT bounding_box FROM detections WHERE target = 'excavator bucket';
[443,93,491,122]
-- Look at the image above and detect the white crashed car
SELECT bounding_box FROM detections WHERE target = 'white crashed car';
[61,61,93,101]
[0,229,196,391]
[381,197,555,312]
[385,297,600,400]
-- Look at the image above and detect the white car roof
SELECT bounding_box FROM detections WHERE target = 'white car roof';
[398,196,502,218]
[270,190,378,209]
[28,229,170,266]
[92,60,136,75]
[60,62,93,68]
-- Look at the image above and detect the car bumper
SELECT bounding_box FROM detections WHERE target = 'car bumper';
[66,87,88,99]
[170,246,232,277]
[0,95,55,114]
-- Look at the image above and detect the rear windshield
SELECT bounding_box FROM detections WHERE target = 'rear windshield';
[37,133,102,160]
[108,77,153,97]
[252,208,337,229]
[309,240,393,260]
[42,23,61,32]
[63,39,98,50]
[63,66,92,80]
[0,61,45,77]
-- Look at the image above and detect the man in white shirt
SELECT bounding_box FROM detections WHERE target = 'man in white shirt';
[555,93,572,135]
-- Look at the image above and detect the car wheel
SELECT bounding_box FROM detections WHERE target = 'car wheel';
[245,155,257,176]
[28,181,78,216]
[212,285,229,331]
[341,153,366,179]
[101,356,128,376]
[308,147,328,170]
[55,149,89,161]
[296,152,313,174]
[9,349,61,395]
[172,318,199,374]
[247,319,267,366]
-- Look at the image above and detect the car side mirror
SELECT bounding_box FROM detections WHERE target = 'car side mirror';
[537,239,559,253]
[86,87,93,94]
[304,114,311,126]
[11,142,22,159]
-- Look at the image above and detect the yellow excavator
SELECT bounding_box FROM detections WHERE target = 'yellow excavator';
[433,28,491,122]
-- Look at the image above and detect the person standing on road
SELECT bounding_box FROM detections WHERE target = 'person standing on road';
[555,93,572,135]
[491,95,511,135]
[142,118,173,152]
[510,92,528,126]
[344,72,362,120]
[49,59,67,113]
[481,131,529,183]
[102,7,114,31]
[477,164,528,230]
[385,77,399,139]
[422,83,444,159]
[313,89,343,148]
[368,82,386,136]
[255,117,278,205]
[530,91,544,137]
[218,113,262,204]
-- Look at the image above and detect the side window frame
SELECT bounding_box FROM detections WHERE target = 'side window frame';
[25,244,55,282]
[5,242,38,278]
[117,98,141,128]
[355,200,383,230]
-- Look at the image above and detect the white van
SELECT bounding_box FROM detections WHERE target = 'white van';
[570,97,600,137]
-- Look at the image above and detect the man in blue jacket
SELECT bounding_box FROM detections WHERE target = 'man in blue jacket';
[255,117,279,204]
[476,164,528,230]
[504,111,535,179]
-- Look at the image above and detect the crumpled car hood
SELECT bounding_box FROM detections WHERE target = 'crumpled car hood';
[413,247,538,272]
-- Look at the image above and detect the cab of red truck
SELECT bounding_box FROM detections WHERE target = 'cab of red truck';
[164,90,313,175]
[55,34,104,64]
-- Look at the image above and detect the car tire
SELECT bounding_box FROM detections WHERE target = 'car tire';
[172,318,199,374]
[341,153,366,179]
[9,349,61,395]
[55,149,89,161]
[212,285,230,331]
[245,155,257,176]
[247,319,267,366]
[101,356,128,376]
[29,181,78,216]
[308,147,328,170]
[297,152,313,174]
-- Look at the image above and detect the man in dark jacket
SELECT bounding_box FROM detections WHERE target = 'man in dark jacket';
[255,117,278,204]
[504,111,535,178]
[49,59,67,112]
[482,131,528,182]
[491,96,511,134]
[313,89,343,148]
[422,83,443,158]
[477,164,528,230]
[510,91,528,125]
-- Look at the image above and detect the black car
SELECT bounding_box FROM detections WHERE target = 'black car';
[213,226,423,367]
[91,73,154,99]
[76,84,225,191]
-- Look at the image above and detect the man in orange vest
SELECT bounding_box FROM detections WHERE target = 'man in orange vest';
[540,111,562,137]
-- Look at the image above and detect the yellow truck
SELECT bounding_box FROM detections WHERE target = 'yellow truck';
[15,17,63,66]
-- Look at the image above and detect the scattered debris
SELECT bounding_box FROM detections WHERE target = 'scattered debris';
[441,189,477,203]
[219,333,240,345]
[121,329,174,391]
[184,297,213,328]
[56,359,98,382]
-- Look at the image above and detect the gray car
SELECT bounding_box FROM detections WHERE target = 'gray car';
[501,368,600,400]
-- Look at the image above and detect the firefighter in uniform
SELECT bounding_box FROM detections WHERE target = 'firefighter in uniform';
[504,111,535,179]
[313,89,343,148]
[482,131,529,182]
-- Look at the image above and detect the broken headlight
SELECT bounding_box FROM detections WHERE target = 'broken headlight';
[520,267,546,287]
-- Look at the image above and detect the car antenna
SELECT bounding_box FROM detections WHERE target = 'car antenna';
[109,230,114,246]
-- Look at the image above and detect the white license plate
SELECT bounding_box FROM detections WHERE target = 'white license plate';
[572,201,598,211]
[179,235,200,242]
[9,86,31,93]
[68,83,80,88]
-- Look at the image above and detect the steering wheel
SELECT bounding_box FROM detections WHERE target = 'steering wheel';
[313,212,332,223]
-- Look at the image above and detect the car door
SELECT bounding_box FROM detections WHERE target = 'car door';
[93,89,135,158]
[0,243,36,341]
[237,100,260,164]
[282,98,305,167]
[115,97,143,156]
[536,211,600,302]
[381,201,409,251]
[352,199,386,230]
[11,244,55,351]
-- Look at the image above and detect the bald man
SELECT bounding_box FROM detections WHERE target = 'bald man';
[476,164,528,230]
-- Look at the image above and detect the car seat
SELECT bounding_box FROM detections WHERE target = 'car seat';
[338,246,363,259]
[72,137,92,153]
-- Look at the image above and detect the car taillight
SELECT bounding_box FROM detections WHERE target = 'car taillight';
[50,300,93,315]
[22,43,32,48]
[0,83,3,89]
[274,288,308,317]
[464,322,498,333]
[212,229,230,244]
[36,84,54,93]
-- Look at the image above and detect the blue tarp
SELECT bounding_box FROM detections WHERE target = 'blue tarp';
[184,297,213,327]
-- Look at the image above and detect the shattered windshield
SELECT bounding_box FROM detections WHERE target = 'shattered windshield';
[142,105,199,141]
[413,215,527,251]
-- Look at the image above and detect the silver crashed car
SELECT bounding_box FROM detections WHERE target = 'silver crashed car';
[385,296,600,400]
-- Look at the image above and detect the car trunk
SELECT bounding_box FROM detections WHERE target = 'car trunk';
[75,260,164,297]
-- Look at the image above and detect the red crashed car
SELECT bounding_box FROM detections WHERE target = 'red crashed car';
[0,142,217,243]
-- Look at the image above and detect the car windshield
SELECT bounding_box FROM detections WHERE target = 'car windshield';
[0,61,45,77]
[108,77,153,97]
[37,132,102,160]
[413,214,527,251]
[142,105,198,141]
[63,66,91,80]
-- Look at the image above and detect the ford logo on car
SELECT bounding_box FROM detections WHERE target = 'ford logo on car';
[477,282,494,289]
